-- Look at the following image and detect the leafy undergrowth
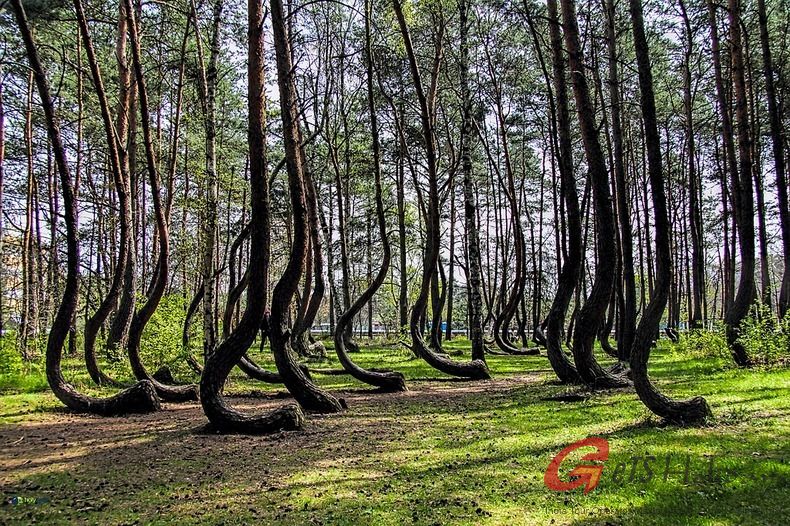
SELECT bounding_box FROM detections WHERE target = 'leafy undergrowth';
[0,341,788,525]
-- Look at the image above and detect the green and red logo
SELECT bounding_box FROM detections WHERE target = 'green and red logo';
[544,437,609,495]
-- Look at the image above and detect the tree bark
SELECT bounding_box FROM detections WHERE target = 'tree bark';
[460,0,486,362]
[74,0,134,387]
[679,0,705,330]
[11,0,159,415]
[721,0,755,366]
[333,0,407,392]
[192,0,224,359]
[560,0,629,388]
[105,0,138,354]
[393,0,490,380]
[605,0,636,357]
[628,0,711,422]
[757,0,790,317]
[267,0,343,412]
[542,0,583,384]
[199,0,306,433]
[124,0,199,400]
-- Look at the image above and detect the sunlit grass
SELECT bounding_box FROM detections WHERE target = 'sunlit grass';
[0,339,788,525]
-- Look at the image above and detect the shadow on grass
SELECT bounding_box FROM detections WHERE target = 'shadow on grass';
[0,346,787,525]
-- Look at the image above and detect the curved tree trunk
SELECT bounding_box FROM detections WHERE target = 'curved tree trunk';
[199,0,306,433]
[291,170,327,359]
[103,0,137,357]
[561,0,629,389]
[333,0,407,392]
[13,0,159,415]
[75,0,131,388]
[483,87,529,356]
[219,223,302,383]
[542,0,583,384]
[220,221,252,338]
[393,0,490,380]
[628,0,711,423]
[267,0,343,413]
[124,0,198,401]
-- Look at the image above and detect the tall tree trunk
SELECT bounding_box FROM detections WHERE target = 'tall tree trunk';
[332,132,357,351]
[397,127,409,334]
[749,79,771,308]
[267,0,343,413]
[460,0,486,361]
[105,0,137,355]
[333,0,406,391]
[757,0,790,317]
[446,183,455,342]
[393,0,489,380]
[75,0,133,387]
[200,0,305,433]
[487,61,532,356]
[627,0,711,422]
[21,71,37,357]
[290,165,327,358]
[679,0,705,330]
[560,0,629,388]
[706,0,749,362]
[192,0,224,359]
[722,0,755,366]
[124,0,199,400]
[605,0,636,357]
[11,0,159,415]
[525,3,582,382]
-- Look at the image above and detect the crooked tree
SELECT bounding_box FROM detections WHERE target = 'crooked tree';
[393,0,490,380]
[11,0,160,415]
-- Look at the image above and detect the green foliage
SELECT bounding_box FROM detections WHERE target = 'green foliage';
[737,304,790,366]
[0,334,47,393]
[0,334,24,377]
[674,325,731,360]
[138,294,194,380]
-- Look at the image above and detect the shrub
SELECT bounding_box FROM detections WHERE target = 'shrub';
[0,335,48,392]
[139,294,196,380]
[674,325,730,360]
[0,335,25,377]
[737,304,789,367]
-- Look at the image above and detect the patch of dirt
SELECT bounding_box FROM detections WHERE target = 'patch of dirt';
[0,374,543,517]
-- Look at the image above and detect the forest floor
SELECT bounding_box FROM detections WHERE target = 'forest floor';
[0,340,788,525]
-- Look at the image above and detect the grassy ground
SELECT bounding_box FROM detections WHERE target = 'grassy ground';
[0,339,788,525]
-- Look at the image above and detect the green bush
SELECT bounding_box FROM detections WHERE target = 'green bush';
[139,293,196,381]
[0,335,24,377]
[737,304,790,366]
[0,335,48,392]
[674,324,730,359]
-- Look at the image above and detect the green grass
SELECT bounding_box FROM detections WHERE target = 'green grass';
[0,340,788,525]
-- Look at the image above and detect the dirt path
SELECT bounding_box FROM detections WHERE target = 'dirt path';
[0,374,544,524]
